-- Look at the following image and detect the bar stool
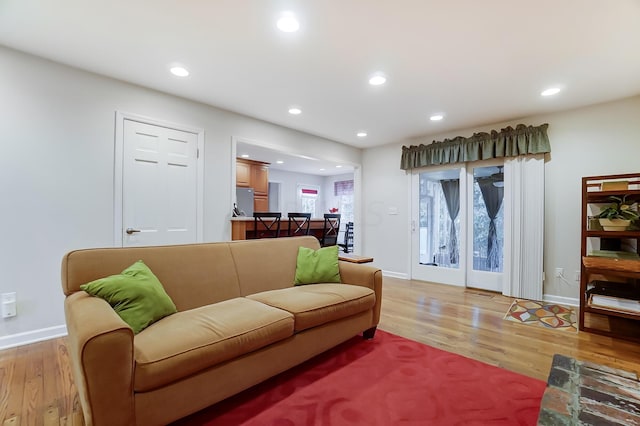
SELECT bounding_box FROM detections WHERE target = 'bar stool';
[287,212,312,237]
[321,213,341,246]
[338,221,354,253]
[253,212,281,238]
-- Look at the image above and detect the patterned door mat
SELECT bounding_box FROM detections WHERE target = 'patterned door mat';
[504,299,577,332]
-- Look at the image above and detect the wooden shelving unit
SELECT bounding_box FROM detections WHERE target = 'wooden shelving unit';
[580,173,640,342]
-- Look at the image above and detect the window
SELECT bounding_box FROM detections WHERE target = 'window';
[298,185,319,217]
[334,180,354,224]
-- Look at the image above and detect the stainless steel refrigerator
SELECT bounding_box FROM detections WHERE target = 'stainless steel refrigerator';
[235,187,254,217]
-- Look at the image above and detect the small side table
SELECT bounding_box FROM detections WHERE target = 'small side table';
[338,254,374,264]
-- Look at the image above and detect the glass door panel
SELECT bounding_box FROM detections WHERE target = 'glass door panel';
[411,167,466,286]
[467,164,504,291]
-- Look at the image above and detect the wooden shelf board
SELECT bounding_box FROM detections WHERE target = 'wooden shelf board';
[585,305,640,320]
[582,256,640,274]
[586,230,640,238]
[585,189,640,202]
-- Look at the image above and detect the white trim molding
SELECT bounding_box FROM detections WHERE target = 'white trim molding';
[383,270,409,280]
[542,294,579,307]
[0,325,67,350]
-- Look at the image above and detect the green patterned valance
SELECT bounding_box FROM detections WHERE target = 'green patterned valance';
[400,123,550,170]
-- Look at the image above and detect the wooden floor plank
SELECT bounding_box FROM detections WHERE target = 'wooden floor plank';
[21,342,44,426]
[43,339,61,424]
[54,339,78,421]
[0,347,17,422]
[2,346,27,424]
[43,406,59,426]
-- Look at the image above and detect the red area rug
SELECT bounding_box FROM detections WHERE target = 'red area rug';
[173,330,545,425]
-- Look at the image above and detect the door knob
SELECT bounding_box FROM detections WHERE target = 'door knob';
[126,228,141,235]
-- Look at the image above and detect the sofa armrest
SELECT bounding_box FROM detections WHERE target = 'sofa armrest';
[64,292,135,426]
[338,261,383,325]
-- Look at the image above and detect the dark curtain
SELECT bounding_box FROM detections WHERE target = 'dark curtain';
[400,123,550,170]
[477,179,504,270]
[440,179,460,265]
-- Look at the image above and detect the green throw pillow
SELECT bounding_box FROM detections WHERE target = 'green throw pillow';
[294,245,341,285]
[80,260,177,334]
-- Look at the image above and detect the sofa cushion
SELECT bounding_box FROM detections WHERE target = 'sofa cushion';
[294,245,341,285]
[80,260,177,334]
[247,284,375,332]
[133,298,294,392]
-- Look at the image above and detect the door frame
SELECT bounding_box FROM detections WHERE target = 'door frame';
[230,136,363,252]
[409,160,508,291]
[114,111,205,246]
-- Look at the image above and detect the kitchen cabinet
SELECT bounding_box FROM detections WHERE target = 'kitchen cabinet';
[254,195,269,212]
[236,158,270,212]
[252,164,269,195]
[236,160,251,187]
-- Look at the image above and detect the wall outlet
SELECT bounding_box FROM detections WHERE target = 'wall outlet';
[554,268,563,278]
[1,292,17,318]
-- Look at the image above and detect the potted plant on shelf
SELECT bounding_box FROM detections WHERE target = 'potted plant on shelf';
[596,195,639,231]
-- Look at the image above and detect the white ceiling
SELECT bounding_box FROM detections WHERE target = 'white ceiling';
[237,142,354,176]
[1,0,639,150]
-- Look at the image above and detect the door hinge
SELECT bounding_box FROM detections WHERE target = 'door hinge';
[197,148,200,158]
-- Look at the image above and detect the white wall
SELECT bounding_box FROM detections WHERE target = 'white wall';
[0,46,361,345]
[362,95,640,299]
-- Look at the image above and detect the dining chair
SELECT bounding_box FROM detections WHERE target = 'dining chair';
[338,221,354,253]
[321,213,341,246]
[253,212,282,238]
[287,212,312,237]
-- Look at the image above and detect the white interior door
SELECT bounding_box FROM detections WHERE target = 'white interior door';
[120,116,202,247]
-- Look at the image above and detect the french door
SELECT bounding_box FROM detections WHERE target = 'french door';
[411,160,506,291]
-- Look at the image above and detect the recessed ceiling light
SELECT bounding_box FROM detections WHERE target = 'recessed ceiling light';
[369,74,386,86]
[430,114,444,121]
[241,154,250,158]
[170,66,189,77]
[319,168,325,171]
[276,160,284,164]
[357,132,367,137]
[277,12,299,32]
[288,107,302,115]
[336,165,343,168]
[541,87,561,97]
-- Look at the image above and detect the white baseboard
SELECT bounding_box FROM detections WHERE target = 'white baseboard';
[382,270,409,279]
[542,294,579,307]
[0,325,67,350]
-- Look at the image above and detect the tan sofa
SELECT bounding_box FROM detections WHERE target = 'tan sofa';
[61,236,382,426]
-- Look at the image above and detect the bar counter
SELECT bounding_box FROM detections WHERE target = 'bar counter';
[231,217,327,240]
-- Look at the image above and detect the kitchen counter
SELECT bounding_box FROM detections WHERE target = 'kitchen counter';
[231,217,327,240]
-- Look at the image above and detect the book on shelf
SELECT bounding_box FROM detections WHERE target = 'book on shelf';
[589,294,640,314]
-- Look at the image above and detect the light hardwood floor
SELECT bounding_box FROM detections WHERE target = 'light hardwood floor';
[2,277,640,425]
